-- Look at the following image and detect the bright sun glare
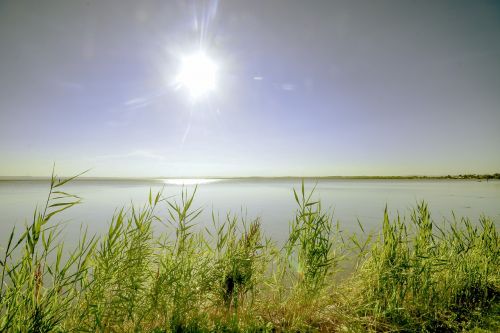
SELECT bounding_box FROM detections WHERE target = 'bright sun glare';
[176,52,217,99]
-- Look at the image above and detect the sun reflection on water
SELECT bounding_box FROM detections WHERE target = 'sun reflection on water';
[158,178,222,186]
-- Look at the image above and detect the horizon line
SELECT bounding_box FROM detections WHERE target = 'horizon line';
[1,173,499,181]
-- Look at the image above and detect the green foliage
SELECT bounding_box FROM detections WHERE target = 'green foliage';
[77,197,158,331]
[285,181,341,294]
[207,213,266,310]
[356,202,499,332]
[0,168,95,332]
[0,173,498,332]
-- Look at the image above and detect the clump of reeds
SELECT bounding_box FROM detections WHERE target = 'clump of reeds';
[352,202,499,331]
[0,170,95,332]
[0,172,498,332]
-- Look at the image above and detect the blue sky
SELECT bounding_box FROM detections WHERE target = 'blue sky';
[1,0,499,177]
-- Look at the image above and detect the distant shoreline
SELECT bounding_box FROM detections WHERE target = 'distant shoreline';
[1,173,499,181]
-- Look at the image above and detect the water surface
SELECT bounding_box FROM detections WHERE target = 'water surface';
[1,179,499,244]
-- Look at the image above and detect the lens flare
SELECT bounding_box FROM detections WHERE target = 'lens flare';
[176,52,217,99]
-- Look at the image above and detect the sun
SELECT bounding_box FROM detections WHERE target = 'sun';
[176,52,218,99]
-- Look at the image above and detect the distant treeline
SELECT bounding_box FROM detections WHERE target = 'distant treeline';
[315,173,500,180]
[443,173,500,180]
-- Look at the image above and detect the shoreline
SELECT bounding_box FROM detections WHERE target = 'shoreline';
[1,174,499,182]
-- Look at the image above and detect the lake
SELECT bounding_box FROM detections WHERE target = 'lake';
[1,179,499,245]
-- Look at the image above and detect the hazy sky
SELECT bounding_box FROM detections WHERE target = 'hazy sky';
[1,0,499,177]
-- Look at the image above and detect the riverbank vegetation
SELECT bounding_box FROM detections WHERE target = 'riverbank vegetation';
[1,172,498,332]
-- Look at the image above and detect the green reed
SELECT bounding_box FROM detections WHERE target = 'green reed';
[0,173,498,332]
[354,203,499,332]
[285,182,344,295]
[0,169,95,332]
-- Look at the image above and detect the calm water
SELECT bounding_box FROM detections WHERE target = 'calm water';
[1,179,499,244]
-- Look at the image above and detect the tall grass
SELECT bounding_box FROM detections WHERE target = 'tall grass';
[285,182,339,294]
[351,203,499,332]
[0,174,498,332]
[0,171,95,332]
